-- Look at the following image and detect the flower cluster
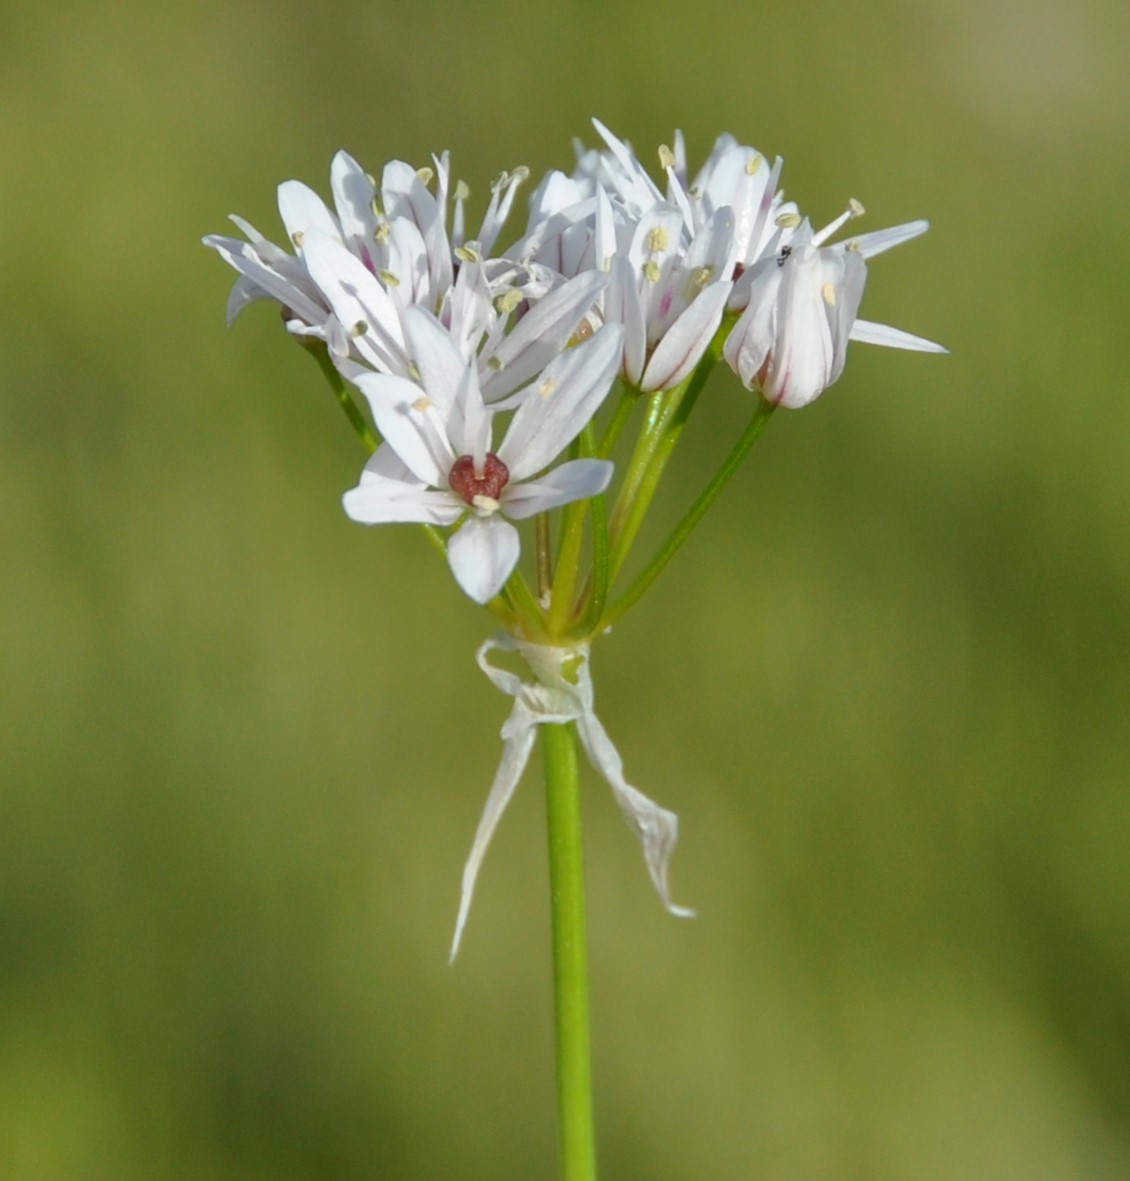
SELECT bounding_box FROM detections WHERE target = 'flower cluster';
[205,119,943,607]
[206,120,944,951]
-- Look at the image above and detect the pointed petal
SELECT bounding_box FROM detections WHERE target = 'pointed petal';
[501,459,614,520]
[447,516,520,604]
[605,255,646,385]
[342,477,462,525]
[640,280,731,392]
[301,231,407,374]
[350,372,451,485]
[498,323,623,480]
[849,319,949,353]
[401,305,471,417]
[846,219,929,259]
[480,269,610,401]
[202,235,327,326]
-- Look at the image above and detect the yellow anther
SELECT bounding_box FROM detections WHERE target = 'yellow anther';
[454,180,471,201]
[374,220,391,244]
[454,245,482,263]
[496,289,523,316]
[745,153,763,176]
[848,198,866,218]
[845,239,861,252]
[379,269,400,287]
[411,395,431,413]
[658,144,675,169]
[510,165,530,183]
[643,260,661,284]
[487,356,505,371]
[408,362,422,382]
[776,212,801,229]
[647,226,670,254]
[416,166,435,186]
[291,230,305,247]
[472,494,500,513]
[538,377,557,400]
[690,265,714,289]
[821,282,836,306]
[568,318,595,346]
[350,320,368,337]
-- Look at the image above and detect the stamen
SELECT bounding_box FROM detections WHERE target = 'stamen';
[821,282,836,306]
[487,356,505,371]
[374,220,391,244]
[495,290,523,316]
[455,245,482,263]
[658,144,676,169]
[775,212,801,229]
[408,361,422,382]
[454,180,471,201]
[291,230,305,247]
[350,320,368,337]
[412,395,432,413]
[647,226,670,254]
[538,377,557,400]
[378,268,400,287]
[643,260,661,284]
[568,317,595,346]
[746,153,763,176]
[813,200,866,246]
[416,166,435,186]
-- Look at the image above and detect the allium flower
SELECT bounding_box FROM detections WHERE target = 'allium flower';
[451,636,694,959]
[203,149,528,340]
[342,306,624,602]
[724,215,947,408]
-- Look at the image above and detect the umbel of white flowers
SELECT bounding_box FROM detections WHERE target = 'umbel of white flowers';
[205,119,945,950]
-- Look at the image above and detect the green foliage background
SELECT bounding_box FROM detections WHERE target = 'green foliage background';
[3,1,1129,1177]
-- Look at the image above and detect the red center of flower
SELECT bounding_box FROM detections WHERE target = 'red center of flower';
[448,453,510,506]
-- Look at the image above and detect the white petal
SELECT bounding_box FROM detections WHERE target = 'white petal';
[605,255,646,385]
[401,306,471,418]
[447,516,521,604]
[640,280,731,392]
[330,151,378,257]
[480,270,610,402]
[350,372,451,485]
[381,159,453,301]
[501,459,613,520]
[301,231,407,374]
[203,235,327,326]
[277,180,341,247]
[850,319,949,353]
[498,324,623,480]
[846,219,929,259]
[343,478,462,525]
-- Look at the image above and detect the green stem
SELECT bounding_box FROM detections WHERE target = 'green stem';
[607,341,722,581]
[306,341,381,454]
[543,722,597,1181]
[603,397,775,628]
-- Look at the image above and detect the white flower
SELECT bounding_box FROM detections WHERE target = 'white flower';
[342,307,624,602]
[724,216,947,408]
[451,636,694,959]
[203,149,528,340]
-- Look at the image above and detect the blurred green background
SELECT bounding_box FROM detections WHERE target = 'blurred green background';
[3,0,1129,1177]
